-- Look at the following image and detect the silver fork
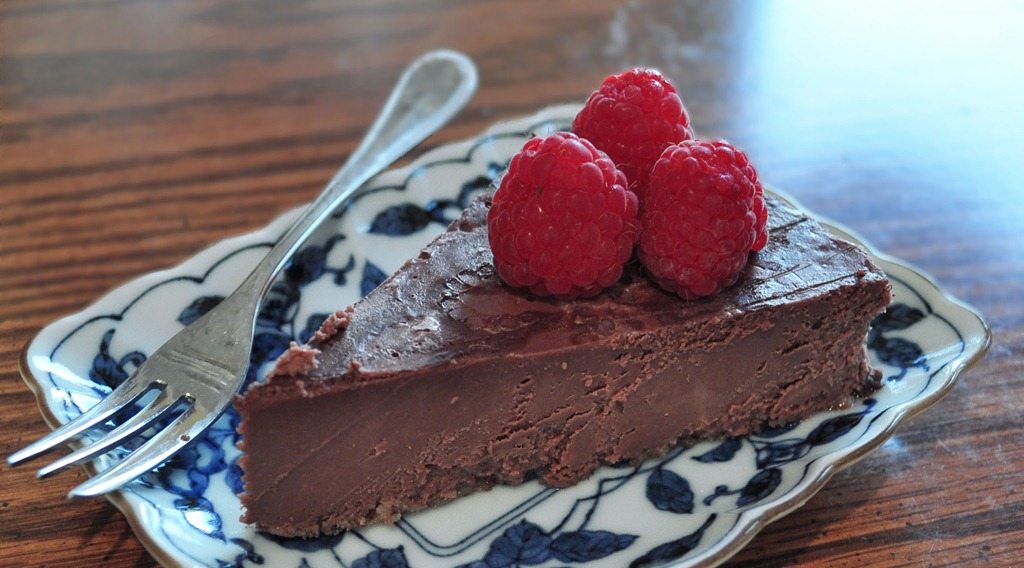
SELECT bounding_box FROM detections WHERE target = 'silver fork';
[7,50,478,497]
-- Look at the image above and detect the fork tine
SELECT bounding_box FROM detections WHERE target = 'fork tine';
[7,379,158,466]
[68,401,207,498]
[36,390,183,479]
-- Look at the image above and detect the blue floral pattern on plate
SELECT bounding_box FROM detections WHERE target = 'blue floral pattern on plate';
[21,104,989,567]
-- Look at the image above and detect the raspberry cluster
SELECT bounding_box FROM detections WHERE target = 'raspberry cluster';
[489,68,768,300]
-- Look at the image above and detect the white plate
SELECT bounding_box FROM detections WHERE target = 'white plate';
[21,104,990,567]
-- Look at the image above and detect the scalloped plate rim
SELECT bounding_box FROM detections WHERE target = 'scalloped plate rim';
[16,104,991,568]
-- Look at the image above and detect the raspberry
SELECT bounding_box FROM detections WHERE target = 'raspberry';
[488,132,640,298]
[572,68,694,196]
[637,140,769,300]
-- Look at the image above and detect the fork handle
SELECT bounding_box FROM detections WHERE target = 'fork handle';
[236,50,478,303]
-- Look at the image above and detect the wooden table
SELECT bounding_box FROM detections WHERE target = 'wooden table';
[2,1,1021,566]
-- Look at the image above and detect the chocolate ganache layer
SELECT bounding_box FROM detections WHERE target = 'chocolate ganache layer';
[235,193,891,537]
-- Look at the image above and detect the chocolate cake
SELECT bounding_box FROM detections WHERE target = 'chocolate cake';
[235,193,891,537]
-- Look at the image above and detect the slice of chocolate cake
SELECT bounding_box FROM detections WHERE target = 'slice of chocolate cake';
[235,193,891,537]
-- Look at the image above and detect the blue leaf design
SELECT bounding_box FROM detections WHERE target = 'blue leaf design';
[202,427,233,446]
[369,203,443,236]
[187,467,209,496]
[867,303,926,370]
[692,438,742,463]
[298,313,330,344]
[178,295,224,326]
[258,281,300,327]
[737,468,782,506]
[89,329,147,392]
[549,530,637,562]
[332,254,357,286]
[871,303,925,332]
[285,245,327,284]
[755,439,810,468]
[352,547,409,568]
[251,331,292,367]
[457,172,499,207]
[174,496,224,541]
[161,447,199,495]
[89,329,128,390]
[263,530,345,552]
[483,521,552,567]
[628,515,715,568]
[119,350,146,371]
[361,260,388,297]
[806,413,863,446]
[871,336,925,368]
[192,438,227,475]
[223,406,241,435]
[645,467,694,514]
[755,420,801,438]
[225,460,244,495]
[229,537,264,566]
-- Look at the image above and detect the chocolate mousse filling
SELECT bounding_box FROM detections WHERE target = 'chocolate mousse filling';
[235,193,891,537]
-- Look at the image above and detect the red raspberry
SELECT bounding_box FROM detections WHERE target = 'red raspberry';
[572,68,694,196]
[638,140,769,300]
[488,132,640,298]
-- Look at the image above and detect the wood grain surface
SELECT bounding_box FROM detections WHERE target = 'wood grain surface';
[2,0,1021,566]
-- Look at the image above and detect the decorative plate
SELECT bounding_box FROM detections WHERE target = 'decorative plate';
[21,104,989,568]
